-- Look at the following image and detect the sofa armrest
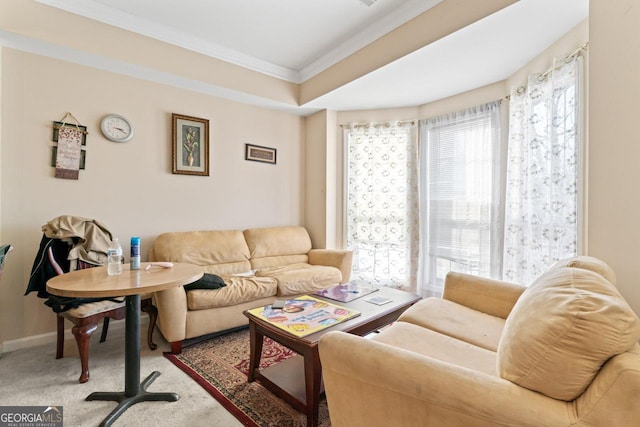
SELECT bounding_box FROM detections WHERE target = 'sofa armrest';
[443,272,526,319]
[152,286,187,343]
[148,246,157,262]
[575,345,640,425]
[308,249,352,283]
[318,331,570,427]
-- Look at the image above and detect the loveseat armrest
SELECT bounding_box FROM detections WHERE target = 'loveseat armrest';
[308,249,352,283]
[443,272,525,319]
[152,286,187,344]
[318,331,571,427]
[575,345,640,425]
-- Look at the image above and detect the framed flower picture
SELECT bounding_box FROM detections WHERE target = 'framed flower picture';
[172,113,209,176]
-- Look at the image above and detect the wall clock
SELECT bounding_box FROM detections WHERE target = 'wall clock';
[100,114,134,142]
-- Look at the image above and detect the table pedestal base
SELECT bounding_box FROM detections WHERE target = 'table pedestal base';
[87,371,178,427]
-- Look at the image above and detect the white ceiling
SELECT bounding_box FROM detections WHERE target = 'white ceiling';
[34,0,588,112]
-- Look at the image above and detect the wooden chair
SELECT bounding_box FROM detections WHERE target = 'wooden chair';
[48,247,158,383]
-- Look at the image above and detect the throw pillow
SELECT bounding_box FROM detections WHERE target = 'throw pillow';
[497,265,640,401]
[184,273,227,291]
[547,255,617,284]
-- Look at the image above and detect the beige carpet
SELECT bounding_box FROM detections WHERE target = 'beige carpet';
[0,319,242,427]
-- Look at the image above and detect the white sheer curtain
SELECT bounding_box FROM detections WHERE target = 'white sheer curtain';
[344,122,419,291]
[418,101,505,297]
[502,56,582,284]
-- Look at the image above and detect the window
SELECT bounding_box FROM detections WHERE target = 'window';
[343,55,583,294]
[418,102,505,297]
[344,123,418,290]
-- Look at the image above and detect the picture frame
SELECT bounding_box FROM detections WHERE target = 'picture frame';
[51,147,86,169]
[245,143,277,164]
[172,113,209,176]
[52,121,87,145]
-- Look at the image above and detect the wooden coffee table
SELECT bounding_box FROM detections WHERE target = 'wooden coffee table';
[243,286,421,427]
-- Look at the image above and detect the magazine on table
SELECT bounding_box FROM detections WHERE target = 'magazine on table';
[313,283,378,303]
[248,295,360,338]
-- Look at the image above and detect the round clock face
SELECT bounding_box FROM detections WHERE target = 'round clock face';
[100,114,134,142]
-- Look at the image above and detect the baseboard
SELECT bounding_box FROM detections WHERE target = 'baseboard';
[1,317,149,356]
[2,330,60,354]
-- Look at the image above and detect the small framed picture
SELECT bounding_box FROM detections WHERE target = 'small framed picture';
[51,147,86,169]
[172,113,209,176]
[245,143,277,164]
[52,121,87,145]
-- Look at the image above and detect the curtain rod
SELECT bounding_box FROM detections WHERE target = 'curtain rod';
[340,120,415,129]
[504,42,589,101]
[538,42,589,80]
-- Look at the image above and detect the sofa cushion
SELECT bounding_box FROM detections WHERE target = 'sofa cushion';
[250,254,309,271]
[244,226,312,260]
[256,263,341,296]
[372,322,498,377]
[152,230,252,273]
[186,275,278,310]
[398,298,506,352]
[497,266,640,401]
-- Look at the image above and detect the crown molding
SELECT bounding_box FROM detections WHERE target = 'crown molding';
[34,0,300,82]
[35,0,442,84]
[299,0,443,81]
[0,30,320,116]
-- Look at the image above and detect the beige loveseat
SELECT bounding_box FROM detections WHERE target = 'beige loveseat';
[149,226,352,353]
[319,256,640,426]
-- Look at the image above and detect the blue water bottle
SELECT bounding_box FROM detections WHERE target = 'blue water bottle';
[130,236,141,270]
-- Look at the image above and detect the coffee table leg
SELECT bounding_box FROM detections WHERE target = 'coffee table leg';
[303,348,322,427]
[247,321,264,382]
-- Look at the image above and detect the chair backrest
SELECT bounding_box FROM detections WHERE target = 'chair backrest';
[47,246,99,275]
[45,246,108,313]
[47,246,65,275]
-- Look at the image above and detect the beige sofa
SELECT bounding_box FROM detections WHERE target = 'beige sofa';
[149,226,352,353]
[319,256,640,426]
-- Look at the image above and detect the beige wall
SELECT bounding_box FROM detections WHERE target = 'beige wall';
[305,111,328,247]
[589,0,640,315]
[305,109,339,249]
[0,49,305,345]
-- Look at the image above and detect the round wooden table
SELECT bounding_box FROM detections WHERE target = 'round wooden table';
[47,262,203,427]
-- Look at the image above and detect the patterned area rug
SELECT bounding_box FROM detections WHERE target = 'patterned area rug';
[164,328,331,427]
